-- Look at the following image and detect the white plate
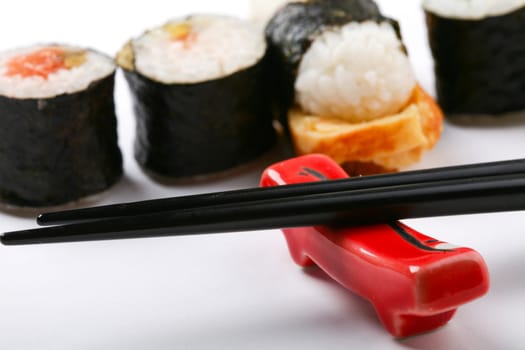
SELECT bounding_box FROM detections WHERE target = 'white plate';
[1,1,524,349]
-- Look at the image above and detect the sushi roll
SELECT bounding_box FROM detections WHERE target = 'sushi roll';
[424,0,525,117]
[116,15,277,179]
[265,0,443,174]
[0,44,122,208]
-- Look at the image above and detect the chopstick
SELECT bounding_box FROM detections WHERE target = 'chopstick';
[3,171,525,245]
[37,158,525,225]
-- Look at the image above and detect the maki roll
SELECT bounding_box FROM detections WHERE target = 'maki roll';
[424,0,525,117]
[265,0,443,174]
[116,15,277,179]
[0,45,122,208]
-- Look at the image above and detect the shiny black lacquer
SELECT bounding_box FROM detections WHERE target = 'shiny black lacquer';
[36,158,525,226]
[2,159,525,245]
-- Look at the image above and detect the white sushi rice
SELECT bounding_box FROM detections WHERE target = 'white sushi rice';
[0,45,115,99]
[132,15,266,84]
[295,21,416,123]
[423,0,525,19]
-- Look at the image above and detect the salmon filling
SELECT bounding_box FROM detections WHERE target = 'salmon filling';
[5,47,86,79]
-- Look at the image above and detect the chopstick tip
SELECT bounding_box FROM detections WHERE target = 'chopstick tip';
[36,213,46,225]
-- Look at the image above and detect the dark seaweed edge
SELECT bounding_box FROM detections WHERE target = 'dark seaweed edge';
[425,5,525,116]
[0,72,123,207]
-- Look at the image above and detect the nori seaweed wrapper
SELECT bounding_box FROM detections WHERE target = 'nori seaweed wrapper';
[425,6,525,116]
[121,52,276,179]
[265,0,400,124]
[0,74,123,207]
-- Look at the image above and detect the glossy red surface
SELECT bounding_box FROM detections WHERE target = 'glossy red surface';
[260,154,490,338]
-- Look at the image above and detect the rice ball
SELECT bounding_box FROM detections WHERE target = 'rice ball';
[294,21,416,123]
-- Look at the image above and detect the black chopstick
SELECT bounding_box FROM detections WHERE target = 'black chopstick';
[37,158,525,225]
[3,172,525,245]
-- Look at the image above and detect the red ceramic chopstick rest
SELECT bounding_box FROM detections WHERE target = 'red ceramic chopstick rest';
[260,154,490,337]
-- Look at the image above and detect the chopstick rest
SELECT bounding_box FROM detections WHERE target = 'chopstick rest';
[261,154,490,338]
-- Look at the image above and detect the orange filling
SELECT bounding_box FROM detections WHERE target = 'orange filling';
[164,22,197,48]
[5,47,65,79]
[5,47,86,79]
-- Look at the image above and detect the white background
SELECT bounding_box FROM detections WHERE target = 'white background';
[1,1,525,349]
